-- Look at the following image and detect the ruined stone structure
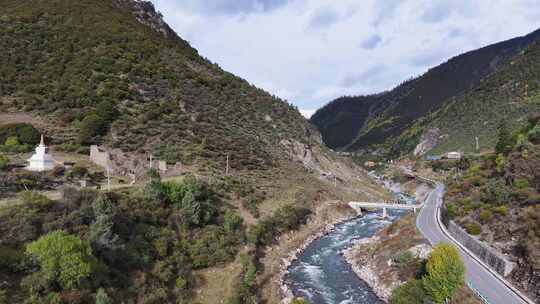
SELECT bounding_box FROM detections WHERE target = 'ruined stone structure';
[447,220,515,276]
[90,145,113,172]
[90,145,182,181]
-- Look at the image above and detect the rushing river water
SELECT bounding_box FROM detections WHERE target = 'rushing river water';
[285,192,414,304]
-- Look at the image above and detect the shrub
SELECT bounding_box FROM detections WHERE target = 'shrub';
[0,123,40,145]
[390,279,428,304]
[493,205,508,216]
[514,178,530,190]
[0,153,9,169]
[143,169,166,205]
[479,209,493,223]
[25,230,97,289]
[393,251,415,270]
[17,191,54,209]
[465,223,482,235]
[95,288,112,304]
[290,298,309,304]
[0,246,23,271]
[422,244,465,303]
[78,114,107,144]
[68,164,89,179]
[4,136,19,146]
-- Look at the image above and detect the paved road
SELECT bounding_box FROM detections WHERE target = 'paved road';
[417,183,532,304]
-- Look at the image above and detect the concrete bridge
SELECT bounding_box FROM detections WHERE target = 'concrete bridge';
[348,201,421,218]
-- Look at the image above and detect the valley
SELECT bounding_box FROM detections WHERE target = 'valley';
[0,1,539,304]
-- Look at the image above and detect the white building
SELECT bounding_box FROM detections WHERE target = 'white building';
[445,151,462,160]
[26,135,56,172]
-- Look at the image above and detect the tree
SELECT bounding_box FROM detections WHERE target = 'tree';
[26,230,97,289]
[89,195,123,262]
[143,168,166,205]
[495,120,512,155]
[95,288,112,304]
[95,100,119,124]
[422,244,465,303]
[78,114,106,144]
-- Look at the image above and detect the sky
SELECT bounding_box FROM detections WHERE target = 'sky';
[151,0,540,118]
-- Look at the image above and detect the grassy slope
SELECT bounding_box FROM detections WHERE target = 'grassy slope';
[429,40,540,154]
[0,0,312,171]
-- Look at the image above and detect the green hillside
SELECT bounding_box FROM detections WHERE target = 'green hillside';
[311,29,540,158]
[0,0,312,171]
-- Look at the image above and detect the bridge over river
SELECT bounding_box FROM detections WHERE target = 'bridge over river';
[348,201,421,218]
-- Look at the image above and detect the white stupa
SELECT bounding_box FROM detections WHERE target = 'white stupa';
[26,135,56,172]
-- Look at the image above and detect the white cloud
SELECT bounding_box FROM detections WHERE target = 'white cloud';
[300,109,316,119]
[151,0,540,112]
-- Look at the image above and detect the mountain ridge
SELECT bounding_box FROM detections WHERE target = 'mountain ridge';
[311,28,540,157]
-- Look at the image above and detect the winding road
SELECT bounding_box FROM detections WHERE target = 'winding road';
[416,183,533,304]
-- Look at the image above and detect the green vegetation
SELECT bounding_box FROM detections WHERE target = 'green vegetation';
[26,230,97,290]
[390,279,428,304]
[495,120,513,155]
[422,244,465,303]
[0,153,9,169]
[444,116,540,301]
[390,244,465,304]
[290,298,310,304]
[312,28,540,157]
[0,0,311,171]
[247,205,311,247]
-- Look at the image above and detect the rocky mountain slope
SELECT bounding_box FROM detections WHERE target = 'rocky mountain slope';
[311,29,540,157]
[441,116,540,302]
[0,0,316,172]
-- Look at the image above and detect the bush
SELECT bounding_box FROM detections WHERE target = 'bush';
[493,205,508,216]
[17,191,54,209]
[0,153,9,169]
[25,230,97,289]
[479,209,493,223]
[465,223,482,235]
[393,251,415,270]
[4,136,19,146]
[390,279,428,304]
[95,288,112,304]
[78,114,107,144]
[422,244,465,303]
[0,123,40,146]
[290,298,309,304]
[514,178,530,190]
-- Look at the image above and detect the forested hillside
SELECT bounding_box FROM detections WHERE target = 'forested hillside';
[441,117,540,301]
[0,0,314,171]
[311,29,540,157]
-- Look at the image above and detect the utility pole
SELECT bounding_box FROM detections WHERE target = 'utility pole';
[106,166,111,191]
[226,153,229,176]
[475,136,480,152]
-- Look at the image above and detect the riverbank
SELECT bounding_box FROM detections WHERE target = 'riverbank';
[342,214,431,302]
[259,201,358,303]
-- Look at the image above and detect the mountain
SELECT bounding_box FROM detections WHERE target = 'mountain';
[311,29,540,157]
[0,1,392,303]
[0,0,315,172]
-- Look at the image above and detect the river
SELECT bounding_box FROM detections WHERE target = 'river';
[285,189,414,304]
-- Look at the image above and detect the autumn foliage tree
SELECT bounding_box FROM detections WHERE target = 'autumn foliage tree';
[422,244,465,303]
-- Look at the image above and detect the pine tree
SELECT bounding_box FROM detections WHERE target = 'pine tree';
[495,120,512,155]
